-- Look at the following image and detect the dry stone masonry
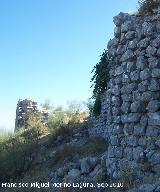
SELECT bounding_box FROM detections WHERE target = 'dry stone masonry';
[89,8,160,180]
[15,99,48,131]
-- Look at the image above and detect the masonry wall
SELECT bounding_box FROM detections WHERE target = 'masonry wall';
[89,9,160,179]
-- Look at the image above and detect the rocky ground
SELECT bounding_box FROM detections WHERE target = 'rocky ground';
[1,122,159,192]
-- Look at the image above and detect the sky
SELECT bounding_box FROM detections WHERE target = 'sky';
[0,0,138,132]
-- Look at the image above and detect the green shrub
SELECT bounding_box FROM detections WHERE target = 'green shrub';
[138,0,160,15]
[0,117,47,183]
[90,50,113,117]
[92,96,102,118]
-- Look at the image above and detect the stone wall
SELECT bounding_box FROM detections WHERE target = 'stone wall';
[90,9,160,179]
[15,99,48,131]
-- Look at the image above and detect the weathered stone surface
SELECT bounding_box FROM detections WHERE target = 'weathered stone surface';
[140,69,151,80]
[122,73,130,83]
[67,169,81,178]
[140,115,148,127]
[133,125,145,136]
[146,45,157,57]
[89,164,105,182]
[130,101,144,113]
[107,146,115,158]
[128,40,138,50]
[146,126,159,137]
[80,157,98,174]
[91,10,160,181]
[141,91,152,102]
[115,65,125,75]
[147,100,160,112]
[121,21,134,32]
[121,94,132,102]
[151,35,160,47]
[150,152,160,165]
[121,102,130,113]
[124,123,134,135]
[142,22,155,36]
[130,71,140,81]
[133,146,143,161]
[152,68,160,78]
[148,57,160,68]
[157,47,160,57]
[120,50,134,62]
[112,124,123,134]
[125,31,136,40]
[107,38,119,48]
[111,85,120,95]
[111,96,121,106]
[114,147,123,158]
[138,82,148,92]
[121,113,141,123]
[138,137,147,146]
[148,112,160,126]
[127,62,136,72]
[136,56,148,70]
[110,135,119,146]
[114,26,121,37]
[112,107,120,115]
[148,79,160,91]
[113,12,130,26]
[124,147,133,160]
[138,37,150,48]
[127,136,137,146]
[139,184,157,192]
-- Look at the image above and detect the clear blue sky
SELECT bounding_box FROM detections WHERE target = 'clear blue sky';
[0,0,138,131]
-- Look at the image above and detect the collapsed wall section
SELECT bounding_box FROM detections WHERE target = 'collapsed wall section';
[90,9,160,179]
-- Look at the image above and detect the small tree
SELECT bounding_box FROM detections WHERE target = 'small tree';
[41,99,53,110]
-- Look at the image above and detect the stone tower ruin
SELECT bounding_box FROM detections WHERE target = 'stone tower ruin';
[15,99,48,131]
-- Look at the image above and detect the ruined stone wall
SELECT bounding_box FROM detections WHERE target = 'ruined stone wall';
[89,9,160,179]
[15,99,48,131]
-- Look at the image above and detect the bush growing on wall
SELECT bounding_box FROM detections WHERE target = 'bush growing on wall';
[90,50,112,117]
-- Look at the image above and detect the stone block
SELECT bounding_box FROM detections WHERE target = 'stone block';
[147,100,160,112]
[136,56,148,70]
[130,101,144,113]
[121,102,130,113]
[130,71,140,81]
[140,69,151,80]
[133,124,145,136]
[120,50,134,62]
[148,57,160,68]
[127,136,137,146]
[148,79,160,91]
[133,146,143,161]
[152,68,160,78]
[148,112,160,126]
[146,45,157,56]
[146,126,159,137]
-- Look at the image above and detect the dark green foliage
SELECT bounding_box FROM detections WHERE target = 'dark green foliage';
[91,50,112,117]
[92,96,101,117]
[138,0,160,15]
[91,50,110,99]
